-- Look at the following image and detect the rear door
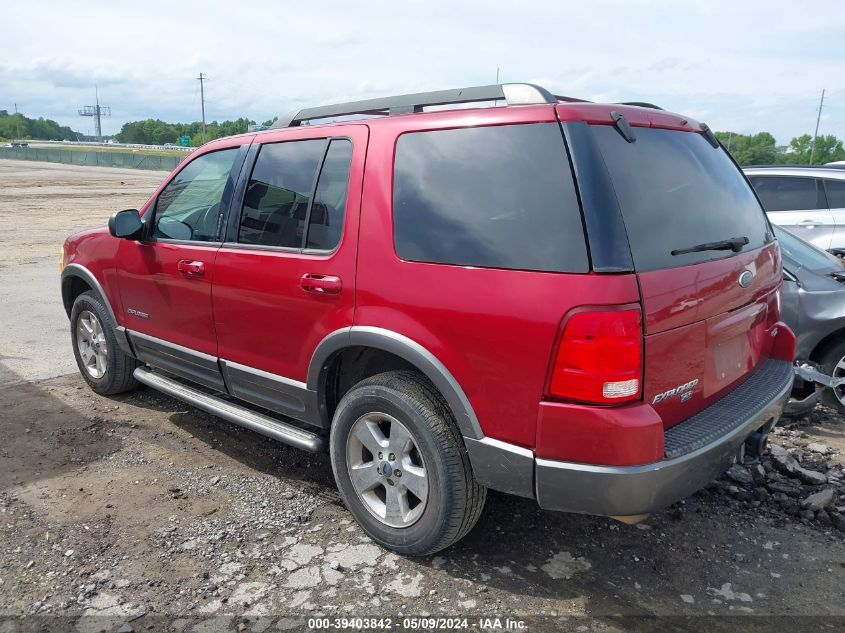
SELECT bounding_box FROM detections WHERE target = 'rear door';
[747,174,834,250]
[211,125,366,420]
[824,179,845,251]
[592,125,781,428]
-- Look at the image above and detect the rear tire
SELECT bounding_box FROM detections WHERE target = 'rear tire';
[329,370,486,555]
[819,339,845,414]
[70,291,138,395]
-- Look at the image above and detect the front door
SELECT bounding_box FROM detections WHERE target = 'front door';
[116,145,247,390]
[211,125,367,421]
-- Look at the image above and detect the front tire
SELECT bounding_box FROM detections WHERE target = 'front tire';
[70,291,138,395]
[330,371,486,555]
[819,338,845,414]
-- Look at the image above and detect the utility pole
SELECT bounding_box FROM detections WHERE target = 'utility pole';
[198,73,207,144]
[809,88,826,165]
[13,103,21,139]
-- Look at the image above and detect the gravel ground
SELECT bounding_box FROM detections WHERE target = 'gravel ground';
[1,160,844,632]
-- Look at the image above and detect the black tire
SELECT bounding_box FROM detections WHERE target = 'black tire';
[819,338,845,413]
[70,291,139,395]
[329,370,486,555]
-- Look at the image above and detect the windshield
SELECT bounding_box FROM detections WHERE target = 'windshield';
[773,225,842,272]
[592,125,771,272]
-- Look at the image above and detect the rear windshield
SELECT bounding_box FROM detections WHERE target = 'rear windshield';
[393,123,589,273]
[593,125,771,272]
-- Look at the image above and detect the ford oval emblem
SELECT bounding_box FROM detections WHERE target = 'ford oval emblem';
[738,270,754,288]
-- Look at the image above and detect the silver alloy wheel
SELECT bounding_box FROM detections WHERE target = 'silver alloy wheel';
[833,356,845,406]
[346,412,429,528]
[76,310,108,379]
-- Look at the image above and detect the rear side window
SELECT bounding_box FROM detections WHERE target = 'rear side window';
[393,123,588,273]
[593,126,770,272]
[239,139,325,248]
[747,176,825,212]
[824,179,845,209]
[307,140,352,250]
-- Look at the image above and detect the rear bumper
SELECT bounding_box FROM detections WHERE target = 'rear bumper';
[466,359,794,516]
[535,359,793,516]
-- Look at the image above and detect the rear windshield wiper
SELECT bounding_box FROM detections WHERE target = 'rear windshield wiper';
[671,236,749,256]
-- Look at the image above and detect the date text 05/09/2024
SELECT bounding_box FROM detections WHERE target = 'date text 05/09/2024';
[308,617,528,630]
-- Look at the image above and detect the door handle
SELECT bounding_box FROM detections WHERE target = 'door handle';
[177,260,205,277]
[797,220,816,229]
[301,273,342,295]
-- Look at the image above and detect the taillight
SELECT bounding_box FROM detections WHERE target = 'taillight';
[549,308,643,405]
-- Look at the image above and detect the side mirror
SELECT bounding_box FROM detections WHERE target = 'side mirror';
[108,209,143,240]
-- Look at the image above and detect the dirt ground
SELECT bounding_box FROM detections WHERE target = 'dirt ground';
[1,159,844,632]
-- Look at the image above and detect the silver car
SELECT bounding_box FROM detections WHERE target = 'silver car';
[777,225,845,413]
[745,166,845,254]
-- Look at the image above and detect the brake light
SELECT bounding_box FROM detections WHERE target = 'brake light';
[549,308,643,405]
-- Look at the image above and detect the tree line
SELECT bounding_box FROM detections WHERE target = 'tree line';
[115,119,845,162]
[114,118,275,146]
[0,110,80,141]
[715,131,845,166]
[3,108,844,164]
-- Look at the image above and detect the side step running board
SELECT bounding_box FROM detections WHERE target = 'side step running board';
[133,366,325,452]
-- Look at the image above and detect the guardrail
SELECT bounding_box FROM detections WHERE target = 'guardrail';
[13,139,195,152]
[0,147,183,171]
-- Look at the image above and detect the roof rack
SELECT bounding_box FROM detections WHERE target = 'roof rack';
[270,83,586,128]
[620,101,664,110]
[744,164,845,170]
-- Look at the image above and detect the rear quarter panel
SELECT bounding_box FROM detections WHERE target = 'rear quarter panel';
[355,108,641,447]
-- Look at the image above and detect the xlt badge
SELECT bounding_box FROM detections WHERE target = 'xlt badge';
[652,379,699,405]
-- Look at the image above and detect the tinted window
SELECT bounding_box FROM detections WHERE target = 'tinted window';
[747,176,823,212]
[306,139,352,250]
[239,140,325,247]
[593,126,770,272]
[153,148,239,241]
[825,179,845,209]
[393,123,588,273]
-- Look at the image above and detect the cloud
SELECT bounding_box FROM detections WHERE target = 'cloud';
[0,0,842,142]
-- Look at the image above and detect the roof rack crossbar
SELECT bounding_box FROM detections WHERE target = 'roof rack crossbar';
[271,83,576,128]
[620,101,664,110]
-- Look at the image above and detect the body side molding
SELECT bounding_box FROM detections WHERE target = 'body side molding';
[128,331,226,392]
[308,326,484,439]
[464,437,535,499]
[220,359,321,426]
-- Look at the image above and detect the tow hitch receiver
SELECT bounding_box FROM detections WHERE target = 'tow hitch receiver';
[738,431,769,464]
[737,417,775,465]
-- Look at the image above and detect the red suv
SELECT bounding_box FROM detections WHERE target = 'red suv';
[61,83,796,555]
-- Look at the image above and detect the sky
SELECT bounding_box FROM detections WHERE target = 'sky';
[1,0,843,144]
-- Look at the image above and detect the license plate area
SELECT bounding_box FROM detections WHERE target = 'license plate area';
[705,303,767,397]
